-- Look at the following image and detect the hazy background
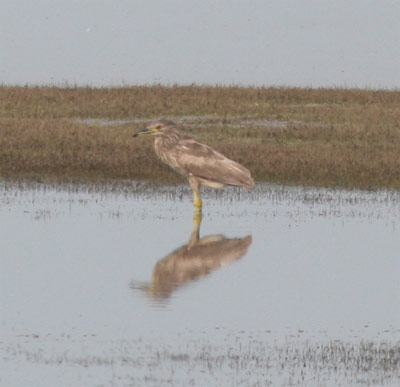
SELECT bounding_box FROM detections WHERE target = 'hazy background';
[1,0,399,88]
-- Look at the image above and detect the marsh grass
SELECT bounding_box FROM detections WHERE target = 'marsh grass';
[1,85,400,189]
[4,338,400,386]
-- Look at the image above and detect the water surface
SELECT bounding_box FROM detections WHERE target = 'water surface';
[1,182,399,386]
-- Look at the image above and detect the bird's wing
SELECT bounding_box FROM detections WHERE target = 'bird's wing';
[175,138,255,188]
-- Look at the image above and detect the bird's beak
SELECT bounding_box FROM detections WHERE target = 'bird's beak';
[132,127,151,137]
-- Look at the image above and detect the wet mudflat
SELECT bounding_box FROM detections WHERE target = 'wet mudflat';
[1,181,399,386]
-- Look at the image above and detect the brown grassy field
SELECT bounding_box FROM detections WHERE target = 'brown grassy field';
[1,85,400,189]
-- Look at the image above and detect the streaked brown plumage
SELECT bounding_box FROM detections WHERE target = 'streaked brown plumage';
[133,119,255,212]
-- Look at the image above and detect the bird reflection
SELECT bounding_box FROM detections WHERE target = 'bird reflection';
[131,214,252,301]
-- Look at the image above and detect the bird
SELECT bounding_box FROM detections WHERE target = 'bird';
[132,119,255,214]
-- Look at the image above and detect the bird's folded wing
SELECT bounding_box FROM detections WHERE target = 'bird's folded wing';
[175,139,254,188]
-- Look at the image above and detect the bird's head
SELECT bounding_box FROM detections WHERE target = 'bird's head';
[132,119,176,137]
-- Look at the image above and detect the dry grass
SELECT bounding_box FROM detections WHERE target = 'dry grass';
[1,85,400,189]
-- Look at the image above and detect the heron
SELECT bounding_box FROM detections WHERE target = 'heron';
[132,119,255,214]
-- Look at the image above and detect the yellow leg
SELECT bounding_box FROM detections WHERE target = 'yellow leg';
[189,177,203,215]
[189,209,202,248]
[192,207,202,227]
[193,191,202,213]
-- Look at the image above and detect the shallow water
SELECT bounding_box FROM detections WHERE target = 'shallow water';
[1,182,399,386]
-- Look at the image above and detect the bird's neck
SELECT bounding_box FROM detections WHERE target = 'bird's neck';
[154,129,182,150]
[153,130,178,163]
